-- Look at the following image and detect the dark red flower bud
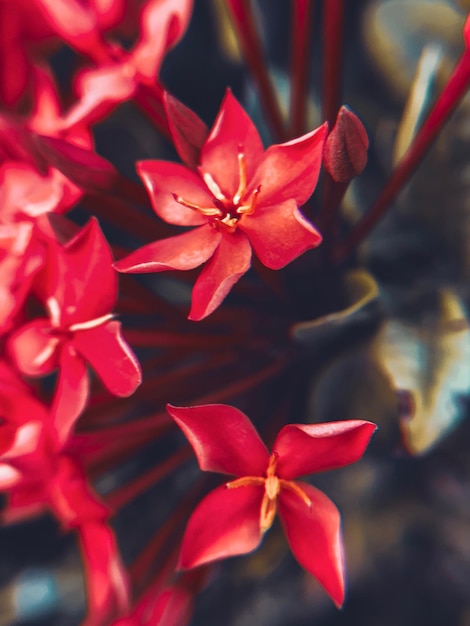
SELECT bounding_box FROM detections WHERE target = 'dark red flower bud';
[323,105,368,183]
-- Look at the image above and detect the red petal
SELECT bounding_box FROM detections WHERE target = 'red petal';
[178,484,263,569]
[73,320,142,396]
[199,90,264,199]
[0,163,67,220]
[278,482,345,607]
[189,230,251,320]
[51,344,89,446]
[273,420,376,480]
[64,65,136,129]
[240,200,321,270]
[8,319,59,376]
[133,0,193,80]
[30,65,62,131]
[142,586,194,626]
[50,218,117,326]
[0,222,44,334]
[34,0,104,54]
[49,456,109,528]
[93,0,125,31]
[137,160,211,226]
[250,123,328,207]
[166,404,269,475]
[464,12,470,49]
[78,521,130,626]
[0,3,29,106]
[35,0,95,36]
[4,482,50,524]
[0,464,22,489]
[114,224,220,273]
[164,92,209,169]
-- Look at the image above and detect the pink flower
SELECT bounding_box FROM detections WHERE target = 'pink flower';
[167,403,376,606]
[115,90,327,320]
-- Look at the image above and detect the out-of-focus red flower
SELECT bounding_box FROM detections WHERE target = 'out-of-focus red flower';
[167,403,376,606]
[0,360,48,492]
[0,66,93,222]
[79,521,130,626]
[0,0,56,107]
[32,0,126,56]
[116,90,326,320]
[8,218,142,444]
[112,584,194,626]
[61,0,193,129]
[0,359,129,623]
[0,222,45,335]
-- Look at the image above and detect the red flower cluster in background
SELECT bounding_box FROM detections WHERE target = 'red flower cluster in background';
[1,0,470,625]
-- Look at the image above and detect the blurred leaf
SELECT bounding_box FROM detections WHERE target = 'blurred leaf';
[372,289,470,454]
[292,270,379,344]
[308,349,398,439]
[210,0,242,61]
[393,44,442,165]
[363,0,463,99]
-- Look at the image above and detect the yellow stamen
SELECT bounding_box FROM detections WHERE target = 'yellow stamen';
[173,194,222,217]
[279,479,312,509]
[226,476,265,489]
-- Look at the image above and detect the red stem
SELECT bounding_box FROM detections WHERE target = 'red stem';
[225,0,286,141]
[335,52,470,264]
[77,410,172,445]
[81,194,168,243]
[106,447,192,512]
[289,0,314,137]
[322,0,344,126]
[318,174,349,247]
[129,479,207,588]
[192,353,293,405]
[123,328,244,349]
[134,83,172,140]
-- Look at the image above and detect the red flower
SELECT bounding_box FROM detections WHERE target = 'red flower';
[167,403,376,606]
[115,90,327,320]
[8,218,141,444]
[61,0,193,129]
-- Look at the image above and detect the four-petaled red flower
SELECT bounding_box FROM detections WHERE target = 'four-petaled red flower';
[115,90,327,320]
[167,403,376,606]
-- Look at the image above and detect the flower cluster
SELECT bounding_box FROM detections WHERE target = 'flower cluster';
[1,1,469,625]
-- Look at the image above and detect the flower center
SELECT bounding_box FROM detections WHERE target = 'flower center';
[173,147,261,233]
[226,452,312,533]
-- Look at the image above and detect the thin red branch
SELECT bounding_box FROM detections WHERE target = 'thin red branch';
[289,0,314,137]
[322,0,344,126]
[106,447,193,512]
[129,479,207,588]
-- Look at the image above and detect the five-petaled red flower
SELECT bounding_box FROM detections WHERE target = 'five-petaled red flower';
[115,90,327,320]
[167,403,376,606]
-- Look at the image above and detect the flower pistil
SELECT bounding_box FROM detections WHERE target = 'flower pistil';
[226,452,312,532]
